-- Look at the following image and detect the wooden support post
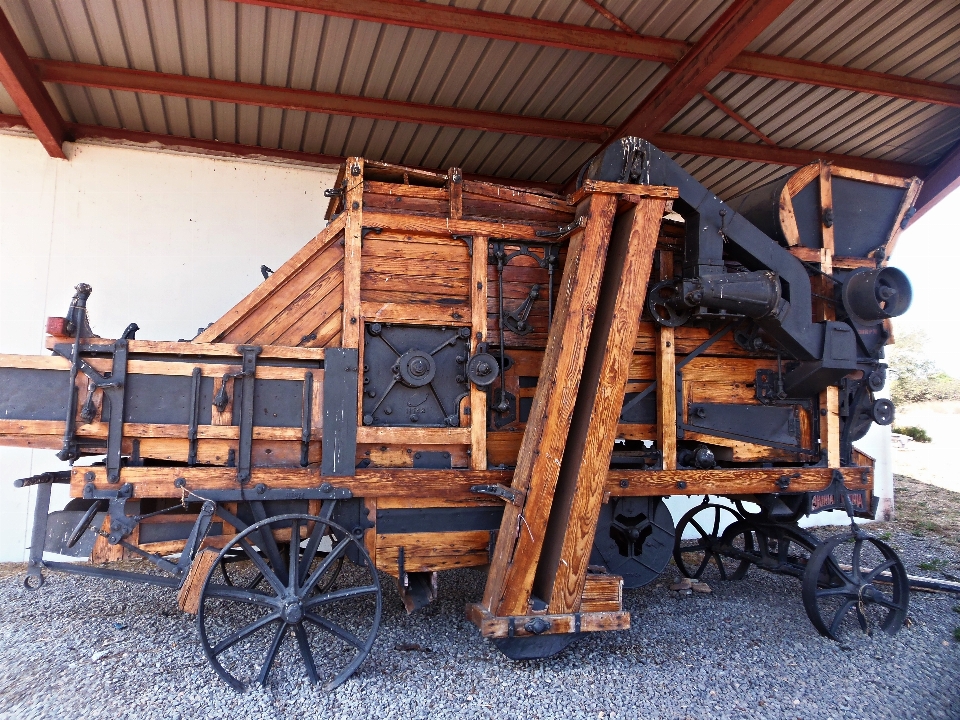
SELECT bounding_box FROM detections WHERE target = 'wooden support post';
[656,249,676,470]
[449,167,463,220]
[470,235,489,471]
[342,157,364,348]
[818,163,840,467]
[546,198,667,613]
[481,192,619,617]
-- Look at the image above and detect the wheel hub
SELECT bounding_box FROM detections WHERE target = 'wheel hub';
[281,597,304,624]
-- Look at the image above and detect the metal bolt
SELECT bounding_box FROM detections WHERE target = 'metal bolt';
[619,479,629,489]
[676,480,687,490]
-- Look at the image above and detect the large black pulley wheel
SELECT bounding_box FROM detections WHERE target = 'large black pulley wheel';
[801,533,909,641]
[591,497,675,588]
[674,503,750,581]
[198,514,381,691]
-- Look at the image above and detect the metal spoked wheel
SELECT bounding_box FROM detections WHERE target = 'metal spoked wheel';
[674,503,750,580]
[197,514,381,691]
[801,533,909,641]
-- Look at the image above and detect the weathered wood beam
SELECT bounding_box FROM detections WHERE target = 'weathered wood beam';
[911,139,960,223]
[608,0,796,145]
[232,0,960,108]
[0,8,66,158]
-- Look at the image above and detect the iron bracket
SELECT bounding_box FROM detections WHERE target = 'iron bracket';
[470,484,523,506]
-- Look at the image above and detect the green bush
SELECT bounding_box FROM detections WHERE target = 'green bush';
[893,425,932,443]
[888,331,960,404]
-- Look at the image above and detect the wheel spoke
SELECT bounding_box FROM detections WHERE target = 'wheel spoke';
[238,538,287,596]
[289,519,300,592]
[305,584,379,609]
[299,517,331,585]
[829,598,858,637]
[870,594,905,611]
[816,586,856,599]
[864,559,897,583]
[305,612,365,649]
[711,509,721,537]
[250,506,289,587]
[219,559,234,587]
[714,552,728,580]
[294,624,320,684]
[301,537,351,597]
[257,623,287,686]
[852,539,863,582]
[689,518,708,539]
[203,583,279,608]
[212,613,281,655]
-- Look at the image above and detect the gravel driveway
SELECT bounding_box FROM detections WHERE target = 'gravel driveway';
[0,527,957,720]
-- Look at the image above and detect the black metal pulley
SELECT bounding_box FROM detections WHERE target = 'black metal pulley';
[646,279,692,327]
[466,352,499,387]
[590,497,675,588]
[870,398,894,425]
[841,266,912,324]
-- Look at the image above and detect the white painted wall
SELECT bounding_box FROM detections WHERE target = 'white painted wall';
[0,133,337,561]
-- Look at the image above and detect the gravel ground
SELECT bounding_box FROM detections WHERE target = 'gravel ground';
[0,526,958,720]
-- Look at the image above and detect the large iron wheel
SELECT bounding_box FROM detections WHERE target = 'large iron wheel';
[674,503,749,580]
[197,514,381,691]
[801,533,909,640]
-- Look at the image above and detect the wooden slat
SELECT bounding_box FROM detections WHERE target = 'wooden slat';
[483,192,618,617]
[375,530,490,573]
[607,466,871,497]
[363,180,448,199]
[360,301,470,325]
[196,214,346,342]
[829,166,914,188]
[363,211,552,241]
[548,199,666,613]
[355,426,471,445]
[177,547,221,614]
[462,179,570,213]
[580,572,623,613]
[342,157,364,347]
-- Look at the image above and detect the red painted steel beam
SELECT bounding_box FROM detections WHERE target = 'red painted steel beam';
[32,58,928,178]
[608,0,796,146]
[577,0,637,35]
[650,132,925,179]
[35,59,607,144]
[0,112,925,182]
[911,139,960,223]
[701,90,776,147]
[235,0,960,108]
[0,9,67,158]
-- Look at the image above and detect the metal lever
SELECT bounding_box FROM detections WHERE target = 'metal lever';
[504,284,540,336]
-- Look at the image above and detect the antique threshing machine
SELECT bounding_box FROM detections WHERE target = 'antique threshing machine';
[1,139,919,689]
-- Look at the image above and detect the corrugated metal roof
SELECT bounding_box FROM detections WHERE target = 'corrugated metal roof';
[0,0,957,198]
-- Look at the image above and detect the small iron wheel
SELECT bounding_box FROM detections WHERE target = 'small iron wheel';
[673,503,748,580]
[801,533,909,640]
[198,514,381,691]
